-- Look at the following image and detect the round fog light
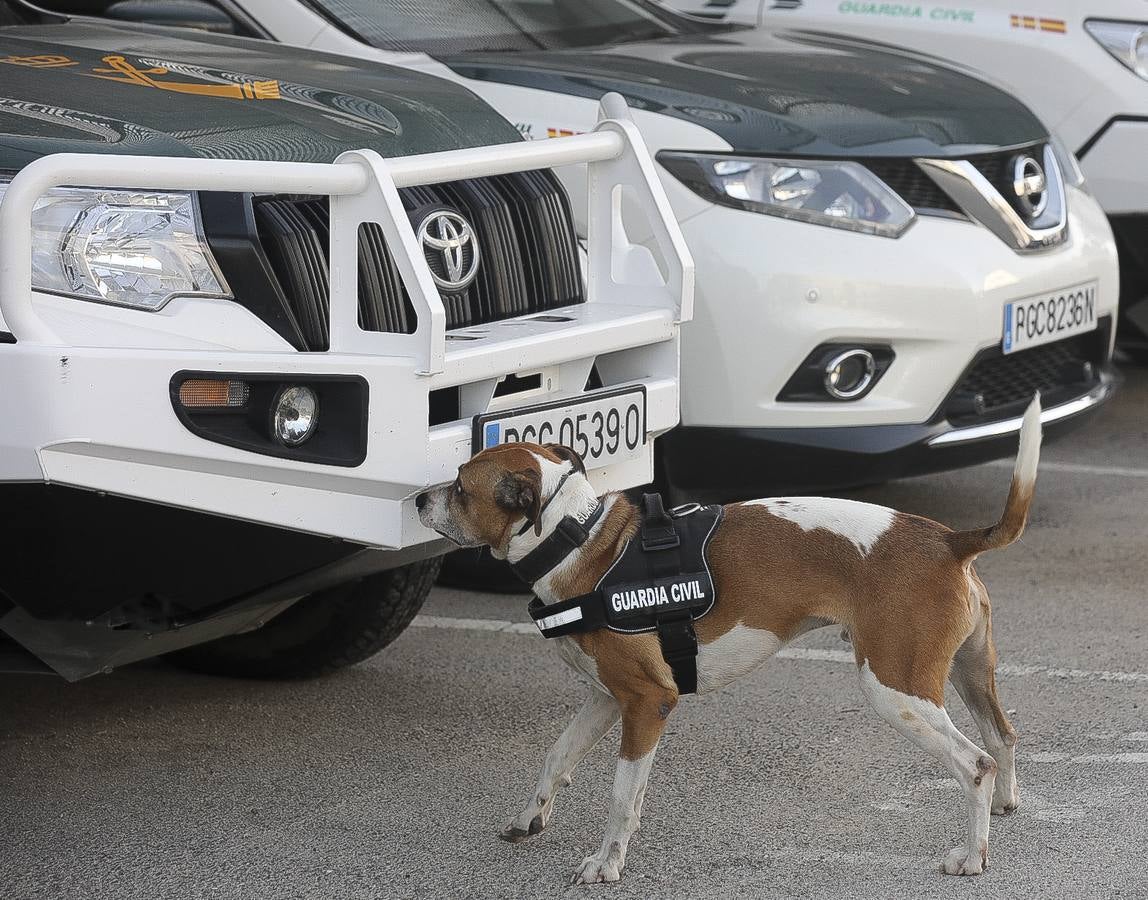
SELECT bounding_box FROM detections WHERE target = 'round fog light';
[823,349,877,400]
[272,386,319,446]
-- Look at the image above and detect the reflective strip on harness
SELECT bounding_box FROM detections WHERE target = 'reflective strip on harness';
[535,606,584,632]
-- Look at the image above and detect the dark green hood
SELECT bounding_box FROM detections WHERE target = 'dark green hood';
[0,22,521,171]
[446,30,1047,158]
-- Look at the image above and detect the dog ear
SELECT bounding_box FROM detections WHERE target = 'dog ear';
[543,443,586,476]
[495,469,543,536]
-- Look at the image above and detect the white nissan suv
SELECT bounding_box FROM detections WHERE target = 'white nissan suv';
[664,0,1148,360]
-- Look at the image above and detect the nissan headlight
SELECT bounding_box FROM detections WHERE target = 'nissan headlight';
[0,183,230,310]
[657,152,915,237]
[1085,19,1148,80]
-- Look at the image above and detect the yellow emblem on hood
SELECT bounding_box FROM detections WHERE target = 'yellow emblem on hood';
[89,55,280,100]
[0,54,79,68]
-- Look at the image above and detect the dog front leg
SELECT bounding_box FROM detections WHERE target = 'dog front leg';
[572,691,675,884]
[501,689,620,843]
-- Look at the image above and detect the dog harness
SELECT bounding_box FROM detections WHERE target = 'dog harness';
[514,493,724,694]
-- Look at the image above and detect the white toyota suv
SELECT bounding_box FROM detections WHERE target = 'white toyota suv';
[0,3,689,679]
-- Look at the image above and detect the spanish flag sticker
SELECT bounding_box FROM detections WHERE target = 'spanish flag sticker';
[1010,14,1067,33]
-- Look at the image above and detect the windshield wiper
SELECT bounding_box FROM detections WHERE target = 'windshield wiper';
[463,45,526,54]
[600,27,675,46]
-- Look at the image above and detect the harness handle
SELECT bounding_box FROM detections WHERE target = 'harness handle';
[641,493,680,551]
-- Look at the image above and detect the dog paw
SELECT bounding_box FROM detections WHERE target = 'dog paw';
[992,785,1020,816]
[571,851,623,885]
[499,813,547,844]
[940,845,986,876]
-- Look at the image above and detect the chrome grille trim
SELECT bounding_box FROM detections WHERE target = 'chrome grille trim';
[915,144,1067,252]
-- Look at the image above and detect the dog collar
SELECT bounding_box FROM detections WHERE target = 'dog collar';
[510,501,605,584]
[515,469,576,538]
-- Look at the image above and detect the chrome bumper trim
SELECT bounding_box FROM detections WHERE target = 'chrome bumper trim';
[927,383,1113,447]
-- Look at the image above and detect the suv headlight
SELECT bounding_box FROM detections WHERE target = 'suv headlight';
[0,183,230,311]
[1085,20,1148,79]
[657,152,915,237]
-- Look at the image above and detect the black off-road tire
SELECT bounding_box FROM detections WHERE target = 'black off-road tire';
[168,557,441,679]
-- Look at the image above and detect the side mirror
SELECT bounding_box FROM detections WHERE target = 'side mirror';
[104,0,238,34]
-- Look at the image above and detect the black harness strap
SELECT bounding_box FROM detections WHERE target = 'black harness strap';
[656,613,699,695]
[638,494,698,694]
[510,501,604,585]
[527,592,605,637]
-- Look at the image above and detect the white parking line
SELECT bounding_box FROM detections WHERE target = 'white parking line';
[1028,752,1148,764]
[415,615,537,635]
[995,662,1148,684]
[411,615,1148,686]
[776,647,854,663]
[987,459,1148,478]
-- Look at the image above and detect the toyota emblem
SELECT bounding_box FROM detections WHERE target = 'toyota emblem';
[417,210,481,292]
[1011,155,1048,218]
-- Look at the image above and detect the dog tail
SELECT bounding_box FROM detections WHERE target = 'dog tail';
[946,393,1042,562]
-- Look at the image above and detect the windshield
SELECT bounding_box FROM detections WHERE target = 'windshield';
[304,0,705,54]
[0,0,55,27]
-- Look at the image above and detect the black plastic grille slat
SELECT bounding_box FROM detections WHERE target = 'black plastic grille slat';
[359,222,412,334]
[945,320,1109,423]
[862,159,962,215]
[864,145,1046,220]
[501,175,546,303]
[253,199,331,349]
[518,169,582,307]
[961,341,1082,409]
[969,153,1013,195]
[440,178,527,323]
[252,170,584,351]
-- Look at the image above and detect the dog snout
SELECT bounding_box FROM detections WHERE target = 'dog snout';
[415,491,429,511]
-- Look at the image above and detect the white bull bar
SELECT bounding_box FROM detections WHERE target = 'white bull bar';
[0,95,693,548]
[0,93,693,373]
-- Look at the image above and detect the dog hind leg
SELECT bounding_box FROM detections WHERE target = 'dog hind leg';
[501,689,620,843]
[950,607,1019,816]
[856,659,997,876]
[571,690,675,884]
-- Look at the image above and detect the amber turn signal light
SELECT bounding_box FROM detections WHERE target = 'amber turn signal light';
[177,378,250,409]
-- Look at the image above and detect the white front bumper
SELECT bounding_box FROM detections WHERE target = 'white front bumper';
[676,183,1118,430]
[0,305,679,548]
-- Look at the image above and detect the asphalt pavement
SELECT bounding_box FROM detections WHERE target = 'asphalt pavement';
[2,370,1147,900]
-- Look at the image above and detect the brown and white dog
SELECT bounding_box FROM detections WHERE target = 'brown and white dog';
[417,396,1041,884]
